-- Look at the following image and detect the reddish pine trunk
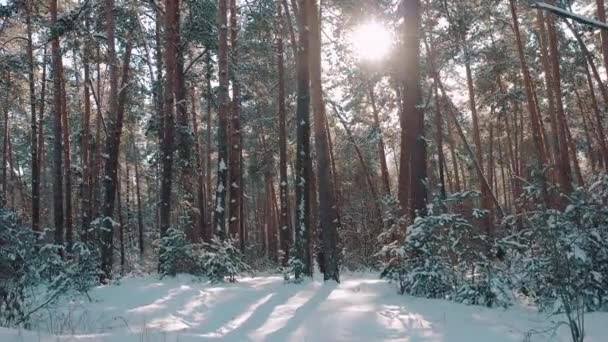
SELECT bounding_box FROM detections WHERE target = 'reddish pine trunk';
[597,0,608,79]
[546,10,573,194]
[160,0,179,238]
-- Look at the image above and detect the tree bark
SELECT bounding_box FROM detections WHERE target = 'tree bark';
[368,86,391,196]
[59,61,74,250]
[596,0,608,79]
[214,0,230,239]
[537,9,561,172]
[308,0,339,281]
[276,0,292,267]
[229,0,243,248]
[545,8,573,195]
[50,0,64,250]
[294,0,313,278]
[160,0,179,240]
[81,46,92,239]
[100,27,133,280]
[205,53,213,241]
[133,141,145,256]
[26,1,40,232]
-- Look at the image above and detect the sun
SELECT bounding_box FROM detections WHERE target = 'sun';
[349,21,393,62]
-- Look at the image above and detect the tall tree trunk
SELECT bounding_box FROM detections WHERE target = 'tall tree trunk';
[117,167,125,274]
[581,58,607,170]
[368,86,391,196]
[294,0,312,278]
[214,0,230,239]
[154,5,164,233]
[176,44,196,241]
[100,28,133,280]
[333,108,381,214]
[567,25,608,171]
[134,141,145,256]
[537,9,561,173]
[545,9,573,195]
[445,103,461,193]
[229,0,243,248]
[462,44,492,235]
[160,0,179,241]
[596,0,608,79]
[81,49,92,239]
[50,0,64,249]
[205,54,213,241]
[425,37,504,217]
[1,79,8,207]
[26,1,40,232]
[402,0,427,221]
[396,84,410,222]
[276,0,292,267]
[432,81,446,199]
[509,0,550,206]
[38,48,47,226]
[60,63,73,251]
[308,0,339,281]
[191,87,206,243]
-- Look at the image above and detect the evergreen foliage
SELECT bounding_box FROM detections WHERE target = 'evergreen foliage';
[379,193,512,308]
[158,228,250,282]
[0,208,98,327]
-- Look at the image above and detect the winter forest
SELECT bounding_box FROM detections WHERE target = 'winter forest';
[1,0,608,340]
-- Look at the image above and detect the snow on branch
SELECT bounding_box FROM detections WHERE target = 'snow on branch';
[530,1,608,31]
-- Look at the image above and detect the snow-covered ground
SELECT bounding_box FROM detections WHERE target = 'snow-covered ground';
[1,273,606,341]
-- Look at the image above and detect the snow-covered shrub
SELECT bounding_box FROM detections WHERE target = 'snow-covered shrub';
[0,209,98,327]
[202,236,250,282]
[453,260,513,308]
[378,193,512,307]
[283,252,305,283]
[158,228,205,277]
[158,229,250,282]
[509,175,608,342]
[379,195,468,297]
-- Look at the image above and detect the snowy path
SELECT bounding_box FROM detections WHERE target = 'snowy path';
[1,273,606,341]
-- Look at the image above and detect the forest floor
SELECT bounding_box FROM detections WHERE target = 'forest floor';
[1,272,607,341]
